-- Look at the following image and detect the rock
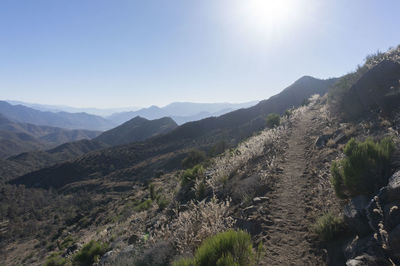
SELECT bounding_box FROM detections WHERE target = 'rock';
[315,134,331,147]
[383,203,400,230]
[242,205,257,215]
[344,195,372,236]
[366,196,383,232]
[344,235,385,261]
[62,242,82,257]
[333,132,347,145]
[253,197,268,204]
[388,224,400,260]
[346,254,391,266]
[128,234,139,245]
[99,250,115,265]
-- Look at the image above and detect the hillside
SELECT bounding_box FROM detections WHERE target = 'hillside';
[0,101,116,130]
[95,116,177,146]
[0,114,101,159]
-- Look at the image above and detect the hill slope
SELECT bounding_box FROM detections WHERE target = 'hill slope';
[95,116,177,146]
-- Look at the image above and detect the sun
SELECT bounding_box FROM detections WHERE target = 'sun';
[236,0,300,33]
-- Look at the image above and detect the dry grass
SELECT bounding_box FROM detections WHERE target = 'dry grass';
[151,196,234,253]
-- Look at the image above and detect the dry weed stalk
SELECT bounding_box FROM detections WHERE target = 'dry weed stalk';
[151,195,234,253]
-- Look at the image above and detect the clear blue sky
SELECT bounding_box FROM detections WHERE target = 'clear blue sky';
[0,0,399,108]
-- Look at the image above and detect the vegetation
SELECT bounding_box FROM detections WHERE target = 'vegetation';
[43,252,67,266]
[173,230,256,266]
[181,164,205,186]
[330,137,395,198]
[182,150,207,169]
[134,199,153,212]
[73,240,109,265]
[265,113,280,128]
[313,212,346,242]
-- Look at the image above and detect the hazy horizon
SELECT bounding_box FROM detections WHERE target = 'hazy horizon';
[1,0,399,108]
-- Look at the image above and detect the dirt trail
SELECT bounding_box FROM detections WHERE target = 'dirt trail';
[257,109,323,265]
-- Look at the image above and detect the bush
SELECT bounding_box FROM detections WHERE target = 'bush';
[173,230,255,266]
[44,253,67,266]
[134,199,153,212]
[331,137,395,198]
[265,113,280,128]
[182,150,207,169]
[73,240,109,265]
[181,165,205,186]
[313,212,346,242]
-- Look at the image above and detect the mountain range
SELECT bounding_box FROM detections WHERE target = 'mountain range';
[9,75,337,190]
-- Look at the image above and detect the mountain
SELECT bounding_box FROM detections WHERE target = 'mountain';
[9,76,336,190]
[6,100,140,117]
[107,101,258,125]
[0,114,101,159]
[0,116,177,181]
[0,101,116,130]
[95,116,178,146]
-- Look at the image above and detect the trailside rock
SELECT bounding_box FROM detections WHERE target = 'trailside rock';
[344,195,371,236]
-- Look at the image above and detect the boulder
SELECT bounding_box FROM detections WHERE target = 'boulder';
[344,235,385,261]
[344,195,372,236]
[383,202,400,230]
[315,134,331,147]
[346,254,391,266]
[388,224,400,260]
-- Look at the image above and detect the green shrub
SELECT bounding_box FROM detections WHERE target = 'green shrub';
[156,196,169,210]
[313,212,346,242]
[284,109,292,117]
[73,240,109,265]
[265,113,280,128]
[44,253,67,266]
[181,165,204,186]
[331,137,395,198]
[182,150,207,169]
[173,230,255,266]
[134,199,153,212]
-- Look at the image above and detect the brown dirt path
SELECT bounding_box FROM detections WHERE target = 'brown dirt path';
[257,108,324,265]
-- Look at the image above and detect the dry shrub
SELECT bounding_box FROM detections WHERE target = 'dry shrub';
[151,196,234,253]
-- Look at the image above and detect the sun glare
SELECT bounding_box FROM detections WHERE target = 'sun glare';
[236,0,301,34]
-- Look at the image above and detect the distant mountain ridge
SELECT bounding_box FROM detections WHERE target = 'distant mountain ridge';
[0,114,101,159]
[6,100,140,117]
[0,101,116,130]
[107,101,259,125]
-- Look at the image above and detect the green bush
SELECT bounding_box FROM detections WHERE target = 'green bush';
[173,230,255,266]
[265,113,280,128]
[73,240,109,265]
[156,196,169,210]
[181,164,204,186]
[182,150,207,169]
[44,253,67,266]
[331,137,395,198]
[313,212,346,242]
[134,199,153,212]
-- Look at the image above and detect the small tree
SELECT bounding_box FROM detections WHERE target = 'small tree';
[265,113,280,128]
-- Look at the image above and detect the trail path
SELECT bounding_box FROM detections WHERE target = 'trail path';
[256,109,323,265]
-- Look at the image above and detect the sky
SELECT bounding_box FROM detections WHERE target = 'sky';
[0,0,399,108]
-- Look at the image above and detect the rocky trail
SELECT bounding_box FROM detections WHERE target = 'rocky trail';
[245,107,326,265]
